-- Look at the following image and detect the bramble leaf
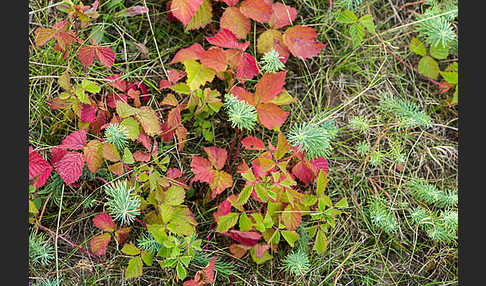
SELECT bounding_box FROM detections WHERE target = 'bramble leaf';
[240,0,272,23]
[60,129,87,150]
[209,170,233,197]
[125,256,143,279]
[229,230,262,246]
[283,25,326,60]
[122,243,141,256]
[170,43,205,64]
[269,2,297,29]
[54,151,84,185]
[93,213,116,232]
[206,29,249,51]
[216,212,239,232]
[134,106,161,136]
[170,0,203,26]
[256,103,289,130]
[90,233,111,256]
[204,146,227,170]
[418,56,440,79]
[84,139,103,174]
[313,230,327,254]
[184,60,216,90]
[185,0,212,31]
[220,7,251,39]
[191,156,215,183]
[200,47,227,72]
[241,136,266,150]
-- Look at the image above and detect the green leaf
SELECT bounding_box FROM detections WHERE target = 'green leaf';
[302,194,317,207]
[349,23,364,47]
[254,184,269,203]
[29,200,39,215]
[121,117,140,140]
[239,213,253,231]
[430,42,449,60]
[336,10,358,24]
[165,185,185,206]
[216,212,239,233]
[250,247,273,264]
[409,37,426,57]
[122,243,141,256]
[176,262,187,280]
[125,256,143,279]
[81,79,101,94]
[116,101,136,118]
[170,83,191,94]
[141,250,154,266]
[418,56,440,80]
[281,230,299,247]
[313,230,327,254]
[184,60,216,91]
[147,224,168,244]
[440,71,458,84]
[122,147,135,164]
[58,71,71,91]
[185,0,212,31]
[359,14,375,34]
[159,204,174,223]
[236,185,253,206]
[316,170,329,196]
[318,195,332,210]
[335,197,348,208]
[75,85,91,104]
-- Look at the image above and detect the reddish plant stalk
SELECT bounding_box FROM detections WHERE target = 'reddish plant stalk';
[225,127,240,173]
[34,222,103,264]
[376,40,440,86]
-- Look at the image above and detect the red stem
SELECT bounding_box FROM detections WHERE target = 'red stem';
[376,40,440,86]
[34,223,103,264]
[225,127,240,173]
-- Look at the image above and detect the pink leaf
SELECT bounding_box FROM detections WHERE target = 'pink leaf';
[241,136,266,150]
[283,25,327,60]
[204,146,227,170]
[81,104,97,123]
[236,52,260,80]
[309,157,329,176]
[50,147,68,165]
[206,29,249,51]
[54,151,85,185]
[166,168,184,179]
[170,43,205,64]
[291,161,313,185]
[59,130,87,150]
[240,0,273,23]
[90,233,111,256]
[93,213,116,232]
[106,74,127,92]
[213,199,232,222]
[29,149,52,188]
[269,3,297,29]
[133,151,151,162]
[95,46,116,68]
[229,230,262,246]
[170,0,203,26]
[191,157,215,183]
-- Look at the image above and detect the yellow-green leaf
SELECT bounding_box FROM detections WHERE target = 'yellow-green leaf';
[122,243,141,256]
[313,230,327,254]
[216,212,239,233]
[410,37,426,57]
[125,256,143,279]
[418,56,440,80]
[281,230,299,247]
[184,59,216,91]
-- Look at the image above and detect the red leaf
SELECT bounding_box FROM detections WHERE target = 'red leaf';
[220,7,251,40]
[170,43,205,64]
[95,46,116,68]
[256,103,289,130]
[114,227,131,245]
[59,130,87,150]
[269,3,297,29]
[50,147,68,165]
[133,150,151,162]
[167,168,184,179]
[200,47,227,72]
[78,46,95,67]
[54,151,85,185]
[229,243,251,258]
[167,69,187,83]
[106,74,127,92]
[106,93,128,109]
[90,233,111,256]
[222,0,238,6]
[81,104,97,123]
[204,146,227,170]
[191,157,215,183]
[206,29,249,51]
[210,170,233,198]
[29,149,52,188]
[232,86,256,106]
[240,0,273,23]
[253,243,270,258]
[241,136,266,150]
[255,71,286,103]
[309,157,329,176]
[170,0,203,26]
[283,25,326,60]
[213,199,232,222]
[93,213,116,232]
[292,161,313,185]
[137,132,153,152]
[229,230,262,246]
[203,257,215,283]
[236,52,260,80]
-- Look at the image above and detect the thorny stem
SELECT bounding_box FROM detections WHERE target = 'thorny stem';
[225,127,240,173]
[32,222,103,264]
